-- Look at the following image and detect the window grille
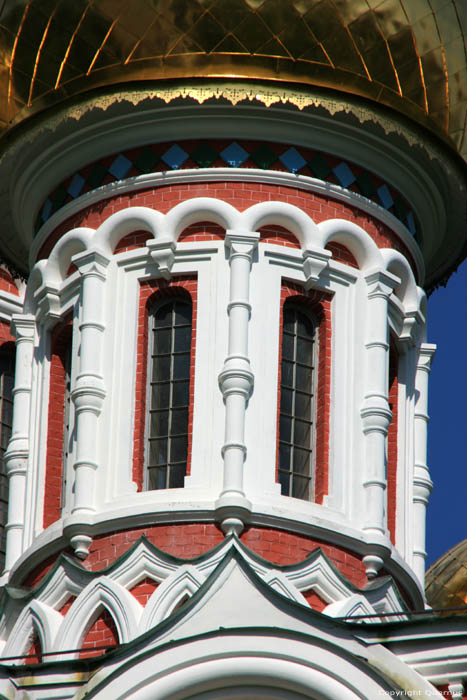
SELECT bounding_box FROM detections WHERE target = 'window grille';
[278,303,317,500]
[0,347,14,568]
[146,298,192,490]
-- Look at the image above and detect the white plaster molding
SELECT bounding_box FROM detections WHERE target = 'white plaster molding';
[317,218,383,272]
[262,570,310,605]
[216,230,259,535]
[64,249,110,559]
[380,248,418,310]
[360,269,400,578]
[43,228,94,285]
[3,314,36,575]
[2,599,62,660]
[54,576,141,656]
[165,197,241,237]
[238,200,319,249]
[140,565,206,632]
[412,343,436,587]
[23,261,47,315]
[324,594,377,620]
[30,168,424,282]
[109,540,178,588]
[283,552,353,604]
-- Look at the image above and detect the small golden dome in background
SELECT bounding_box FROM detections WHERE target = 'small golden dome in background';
[426,540,467,613]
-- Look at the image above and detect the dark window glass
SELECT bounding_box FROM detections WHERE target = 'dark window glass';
[147,299,192,489]
[0,347,15,570]
[278,303,316,500]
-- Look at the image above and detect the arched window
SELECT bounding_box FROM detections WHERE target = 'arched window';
[0,344,15,568]
[279,302,317,501]
[146,297,192,490]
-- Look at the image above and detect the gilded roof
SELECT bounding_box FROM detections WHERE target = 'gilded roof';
[426,539,467,612]
[1,0,467,159]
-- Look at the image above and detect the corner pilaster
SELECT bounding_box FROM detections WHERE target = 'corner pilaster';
[361,269,399,578]
[63,249,110,559]
[4,314,36,574]
[412,342,436,587]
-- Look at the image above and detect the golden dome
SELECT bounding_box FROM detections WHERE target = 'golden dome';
[426,539,467,612]
[1,0,467,160]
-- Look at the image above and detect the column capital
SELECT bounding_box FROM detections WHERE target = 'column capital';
[364,269,400,299]
[225,230,260,256]
[417,342,436,372]
[10,313,35,340]
[72,248,111,278]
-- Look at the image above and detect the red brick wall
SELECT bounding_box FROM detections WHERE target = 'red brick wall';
[129,577,159,605]
[326,242,359,268]
[43,321,72,528]
[0,268,19,296]
[78,607,118,658]
[178,222,224,243]
[114,230,151,253]
[259,224,300,248]
[133,276,197,489]
[387,343,399,545]
[302,589,327,612]
[277,282,332,504]
[37,181,416,275]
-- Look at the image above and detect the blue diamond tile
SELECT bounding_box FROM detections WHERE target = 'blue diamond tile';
[377,184,394,209]
[41,199,53,221]
[109,154,132,179]
[67,173,85,198]
[220,142,248,167]
[406,211,416,235]
[161,144,189,170]
[279,147,306,173]
[333,162,356,188]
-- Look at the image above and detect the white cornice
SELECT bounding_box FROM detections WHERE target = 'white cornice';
[30,167,425,282]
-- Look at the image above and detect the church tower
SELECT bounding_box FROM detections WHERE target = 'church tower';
[0,2,466,698]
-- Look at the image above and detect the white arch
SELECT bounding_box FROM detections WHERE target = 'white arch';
[82,638,392,700]
[324,594,377,620]
[2,600,62,660]
[318,218,382,271]
[380,248,418,310]
[239,201,320,250]
[44,227,94,285]
[140,565,206,632]
[165,197,240,239]
[54,576,141,654]
[23,259,47,314]
[93,206,166,255]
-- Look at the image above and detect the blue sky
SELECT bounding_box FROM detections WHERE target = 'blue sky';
[425,258,467,567]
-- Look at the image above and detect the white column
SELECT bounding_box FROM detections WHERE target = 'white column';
[360,270,398,578]
[4,314,35,574]
[412,343,435,587]
[216,230,259,535]
[63,249,110,559]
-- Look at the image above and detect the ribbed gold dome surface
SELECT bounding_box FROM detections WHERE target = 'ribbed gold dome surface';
[1,0,467,159]
[426,539,467,612]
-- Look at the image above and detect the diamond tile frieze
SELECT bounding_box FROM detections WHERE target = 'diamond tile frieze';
[34,140,418,238]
